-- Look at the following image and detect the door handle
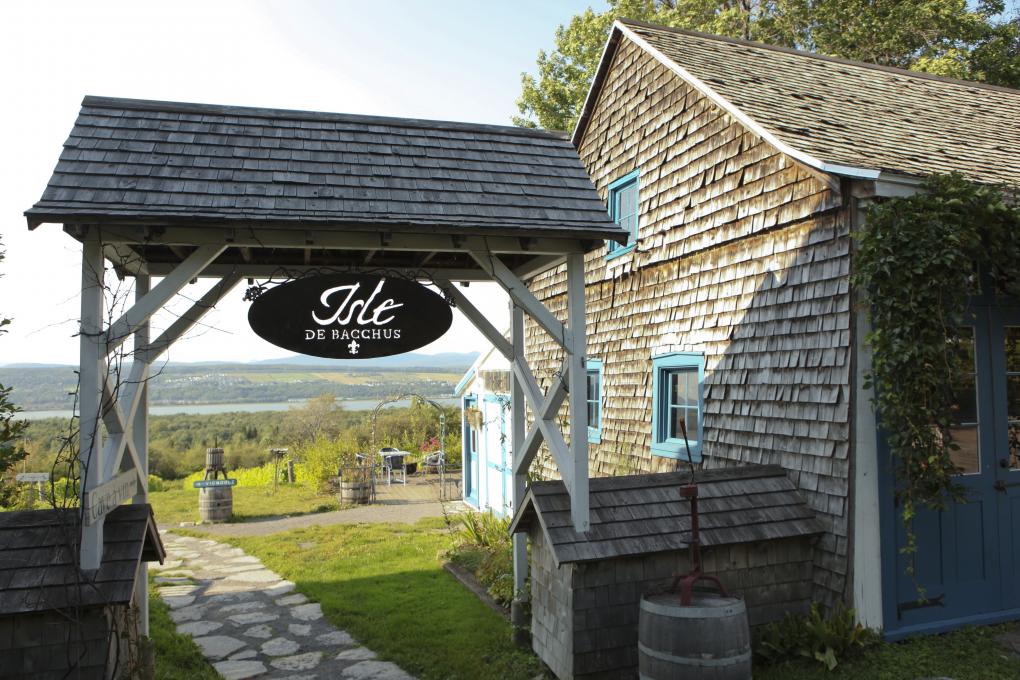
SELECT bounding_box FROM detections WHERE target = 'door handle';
[1001,458,1009,469]
[994,480,1007,492]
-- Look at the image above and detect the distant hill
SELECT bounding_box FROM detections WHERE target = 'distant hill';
[250,352,479,370]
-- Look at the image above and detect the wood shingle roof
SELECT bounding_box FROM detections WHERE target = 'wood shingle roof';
[509,465,822,566]
[0,504,164,616]
[26,96,624,244]
[580,19,1020,187]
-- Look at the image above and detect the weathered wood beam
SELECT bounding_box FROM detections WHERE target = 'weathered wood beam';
[168,245,189,261]
[419,251,437,266]
[103,244,148,277]
[144,263,492,281]
[303,248,312,265]
[79,227,106,570]
[435,278,512,360]
[239,247,253,263]
[95,225,589,256]
[137,275,242,364]
[566,252,590,533]
[363,249,376,264]
[469,251,572,350]
[105,245,226,353]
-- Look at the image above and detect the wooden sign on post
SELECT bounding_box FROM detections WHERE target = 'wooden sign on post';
[83,470,138,526]
[16,472,50,483]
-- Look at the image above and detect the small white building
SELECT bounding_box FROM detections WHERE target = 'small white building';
[455,344,513,517]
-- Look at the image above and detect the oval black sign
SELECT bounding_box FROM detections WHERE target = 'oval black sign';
[247,274,453,359]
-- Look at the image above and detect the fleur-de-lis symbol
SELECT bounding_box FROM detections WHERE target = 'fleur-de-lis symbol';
[348,340,360,355]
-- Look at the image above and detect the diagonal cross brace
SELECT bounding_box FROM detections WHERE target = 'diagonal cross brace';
[105,245,226,354]
[469,251,573,351]
[513,364,568,476]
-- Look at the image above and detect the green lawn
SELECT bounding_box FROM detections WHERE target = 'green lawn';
[755,624,1020,679]
[149,584,218,680]
[149,485,338,525]
[225,518,542,680]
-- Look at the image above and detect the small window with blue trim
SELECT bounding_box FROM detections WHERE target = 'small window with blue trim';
[651,352,704,462]
[607,170,639,258]
[586,359,603,444]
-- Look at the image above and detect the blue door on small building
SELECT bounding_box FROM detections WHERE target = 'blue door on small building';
[881,297,1020,637]
[463,396,479,508]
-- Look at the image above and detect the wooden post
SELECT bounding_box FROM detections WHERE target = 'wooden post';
[510,304,529,614]
[132,273,150,635]
[566,252,589,533]
[79,227,106,571]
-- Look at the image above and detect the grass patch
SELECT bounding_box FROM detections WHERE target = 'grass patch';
[148,583,218,680]
[224,518,542,680]
[755,623,1020,679]
[150,484,338,525]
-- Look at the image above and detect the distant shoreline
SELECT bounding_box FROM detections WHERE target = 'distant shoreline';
[17,396,460,421]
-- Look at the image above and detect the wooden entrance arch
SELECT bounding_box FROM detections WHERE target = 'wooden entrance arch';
[26,96,625,629]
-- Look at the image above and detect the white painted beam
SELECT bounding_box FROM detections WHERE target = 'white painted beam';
[145,263,493,281]
[511,359,573,497]
[137,275,242,364]
[435,278,513,361]
[566,252,590,533]
[510,304,528,602]
[469,251,572,350]
[514,371,568,475]
[105,245,225,354]
[95,225,591,256]
[131,274,150,636]
[79,227,106,570]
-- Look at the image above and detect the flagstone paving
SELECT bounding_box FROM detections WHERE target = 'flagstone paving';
[155,533,416,680]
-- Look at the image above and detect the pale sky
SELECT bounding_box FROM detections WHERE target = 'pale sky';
[0,0,602,365]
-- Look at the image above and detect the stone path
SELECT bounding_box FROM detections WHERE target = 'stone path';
[155,533,416,680]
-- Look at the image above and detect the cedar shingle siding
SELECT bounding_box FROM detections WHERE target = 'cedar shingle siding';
[526,38,852,604]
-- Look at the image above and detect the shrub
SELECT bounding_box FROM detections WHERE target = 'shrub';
[299,433,361,491]
[450,511,516,606]
[148,474,169,492]
[754,603,878,671]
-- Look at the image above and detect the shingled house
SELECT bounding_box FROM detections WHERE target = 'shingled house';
[519,16,1020,647]
[0,504,164,679]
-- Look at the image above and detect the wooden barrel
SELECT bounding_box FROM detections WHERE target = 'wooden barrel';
[199,486,233,522]
[338,477,371,505]
[638,593,751,680]
[205,447,225,470]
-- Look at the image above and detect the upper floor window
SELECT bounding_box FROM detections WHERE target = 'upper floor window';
[607,170,639,258]
[651,352,704,462]
[586,359,603,444]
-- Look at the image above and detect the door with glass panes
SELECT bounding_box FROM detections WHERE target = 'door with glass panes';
[886,302,1020,632]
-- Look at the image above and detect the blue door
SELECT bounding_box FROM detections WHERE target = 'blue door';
[881,301,1020,636]
[463,396,479,508]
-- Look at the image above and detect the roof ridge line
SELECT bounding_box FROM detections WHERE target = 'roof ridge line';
[605,21,878,180]
[80,96,571,141]
[617,17,1020,97]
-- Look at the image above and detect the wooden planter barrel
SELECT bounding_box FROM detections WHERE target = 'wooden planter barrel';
[199,486,233,523]
[338,476,371,505]
[638,593,751,680]
[205,447,225,470]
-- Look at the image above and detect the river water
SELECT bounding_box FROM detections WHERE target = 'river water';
[18,397,459,421]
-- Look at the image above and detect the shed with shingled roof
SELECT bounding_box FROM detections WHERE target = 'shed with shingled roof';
[510,465,821,679]
[0,504,164,680]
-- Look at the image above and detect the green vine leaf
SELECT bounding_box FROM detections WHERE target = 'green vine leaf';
[853,173,1020,592]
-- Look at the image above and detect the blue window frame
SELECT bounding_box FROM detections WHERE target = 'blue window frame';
[607,170,639,259]
[651,352,704,461]
[586,359,603,444]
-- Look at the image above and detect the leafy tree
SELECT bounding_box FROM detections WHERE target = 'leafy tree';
[515,0,1020,131]
[0,240,28,507]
